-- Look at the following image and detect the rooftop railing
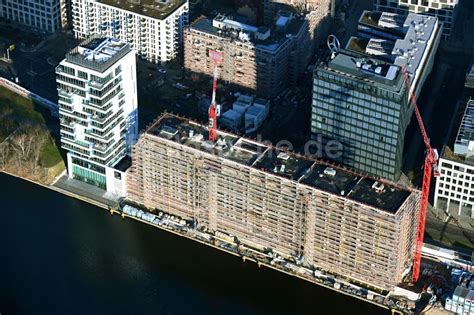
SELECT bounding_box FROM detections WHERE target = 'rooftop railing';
[66,36,131,73]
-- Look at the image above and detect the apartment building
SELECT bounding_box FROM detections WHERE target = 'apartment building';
[374,0,459,40]
[71,0,189,63]
[0,0,67,33]
[184,10,328,98]
[125,113,421,291]
[434,98,474,220]
[311,11,440,180]
[56,36,138,196]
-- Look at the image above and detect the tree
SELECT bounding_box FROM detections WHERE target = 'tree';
[0,141,10,170]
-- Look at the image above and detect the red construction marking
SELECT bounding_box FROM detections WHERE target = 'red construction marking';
[209,50,223,63]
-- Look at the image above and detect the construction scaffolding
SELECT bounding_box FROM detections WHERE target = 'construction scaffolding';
[126,114,421,291]
[183,4,330,98]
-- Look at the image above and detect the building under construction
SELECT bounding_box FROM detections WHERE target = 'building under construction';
[126,114,421,291]
[184,4,330,98]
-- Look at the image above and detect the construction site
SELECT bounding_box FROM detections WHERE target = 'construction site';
[126,113,421,292]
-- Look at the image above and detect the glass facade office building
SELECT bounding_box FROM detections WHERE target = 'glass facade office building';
[311,50,409,180]
[0,0,65,33]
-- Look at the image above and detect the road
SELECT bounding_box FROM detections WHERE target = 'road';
[425,208,474,253]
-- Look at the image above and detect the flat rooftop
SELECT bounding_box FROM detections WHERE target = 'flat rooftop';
[145,114,415,214]
[353,10,439,85]
[96,0,186,19]
[65,36,130,72]
[318,49,405,91]
[190,14,305,53]
[442,98,474,164]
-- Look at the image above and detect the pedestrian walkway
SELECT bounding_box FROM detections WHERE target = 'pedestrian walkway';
[53,175,119,208]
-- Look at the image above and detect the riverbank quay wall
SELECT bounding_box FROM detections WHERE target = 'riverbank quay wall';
[125,114,421,291]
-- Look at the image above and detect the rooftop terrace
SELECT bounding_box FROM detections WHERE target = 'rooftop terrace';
[360,11,407,36]
[144,114,416,214]
[97,0,186,19]
[65,36,130,72]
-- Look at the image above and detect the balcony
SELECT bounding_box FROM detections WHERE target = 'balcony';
[93,142,111,153]
[85,128,114,141]
[59,103,74,113]
[88,80,106,90]
[57,87,75,98]
[61,142,86,155]
[82,100,113,113]
[91,111,112,124]
[60,118,76,128]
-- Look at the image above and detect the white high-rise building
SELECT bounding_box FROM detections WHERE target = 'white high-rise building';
[56,36,138,197]
[0,0,68,33]
[71,0,189,63]
[373,0,459,40]
[434,98,474,220]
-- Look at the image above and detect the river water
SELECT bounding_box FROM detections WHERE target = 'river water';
[0,173,387,315]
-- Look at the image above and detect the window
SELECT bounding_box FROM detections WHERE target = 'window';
[78,70,88,80]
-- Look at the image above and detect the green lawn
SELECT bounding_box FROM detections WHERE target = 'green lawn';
[0,85,45,124]
[40,139,63,168]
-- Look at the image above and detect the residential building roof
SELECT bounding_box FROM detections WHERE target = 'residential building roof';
[145,114,415,214]
[96,0,187,19]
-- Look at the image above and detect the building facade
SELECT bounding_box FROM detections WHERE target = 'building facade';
[373,0,459,40]
[0,0,67,33]
[56,37,138,196]
[311,11,440,180]
[184,10,328,98]
[71,0,189,63]
[466,61,474,91]
[126,113,421,291]
[434,99,474,220]
[445,285,474,315]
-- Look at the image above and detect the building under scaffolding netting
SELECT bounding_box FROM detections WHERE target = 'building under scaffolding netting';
[126,113,421,291]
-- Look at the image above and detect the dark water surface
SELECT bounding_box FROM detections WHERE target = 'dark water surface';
[0,173,387,315]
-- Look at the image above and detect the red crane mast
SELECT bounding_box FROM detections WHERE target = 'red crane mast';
[401,66,439,283]
[208,50,223,142]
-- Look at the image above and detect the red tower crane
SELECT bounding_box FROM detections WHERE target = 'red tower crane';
[208,50,223,142]
[401,65,440,283]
